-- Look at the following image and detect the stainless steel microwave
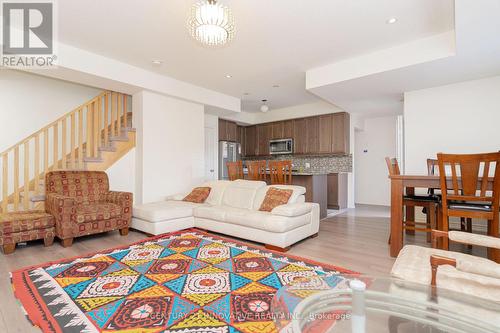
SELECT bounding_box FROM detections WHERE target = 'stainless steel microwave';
[269,138,293,155]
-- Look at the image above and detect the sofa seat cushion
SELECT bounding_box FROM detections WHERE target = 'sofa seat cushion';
[224,208,310,233]
[133,201,203,223]
[75,203,122,223]
[193,205,242,221]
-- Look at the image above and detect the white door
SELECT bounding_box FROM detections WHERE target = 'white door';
[204,127,216,180]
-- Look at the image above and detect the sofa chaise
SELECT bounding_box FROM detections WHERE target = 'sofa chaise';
[132,180,319,251]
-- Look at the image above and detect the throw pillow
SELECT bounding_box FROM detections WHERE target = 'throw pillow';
[183,187,211,203]
[259,187,293,212]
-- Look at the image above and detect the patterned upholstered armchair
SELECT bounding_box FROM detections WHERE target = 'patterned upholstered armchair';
[45,171,132,247]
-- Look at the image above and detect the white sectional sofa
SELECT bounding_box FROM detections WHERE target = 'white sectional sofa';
[132,180,320,251]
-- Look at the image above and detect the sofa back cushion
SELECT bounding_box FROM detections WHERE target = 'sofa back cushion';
[221,180,267,210]
[201,180,232,206]
[252,185,306,210]
[46,171,109,204]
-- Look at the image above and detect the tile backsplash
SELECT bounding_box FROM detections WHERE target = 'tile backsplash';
[243,154,352,174]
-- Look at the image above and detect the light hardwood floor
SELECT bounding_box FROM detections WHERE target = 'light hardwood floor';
[0,205,486,332]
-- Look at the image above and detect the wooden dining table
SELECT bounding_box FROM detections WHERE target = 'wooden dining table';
[389,174,497,259]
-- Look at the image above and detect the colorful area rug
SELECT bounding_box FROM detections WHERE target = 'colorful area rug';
[11,229,353,333]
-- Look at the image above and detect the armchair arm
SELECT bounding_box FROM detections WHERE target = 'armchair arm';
[45,193,77,239]
[271,203,312,217]
[105,191,133,219]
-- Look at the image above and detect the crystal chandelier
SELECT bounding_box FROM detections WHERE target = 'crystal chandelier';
[187,0,235,47]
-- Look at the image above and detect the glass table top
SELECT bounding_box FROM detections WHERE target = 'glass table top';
[271,275,500,333]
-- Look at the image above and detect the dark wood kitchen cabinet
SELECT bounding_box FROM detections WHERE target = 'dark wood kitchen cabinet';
[257,123,272,155]
[306,116,319,154]
[319,114,333,153]
[271,122,283,139]
[328,173,348,209]
[332,112,350,154]
[293,118,308,154]
[233,111,350,156]
[237,125,246,156]
[283,120,294,139]
[244,125,258,156]
[219,119,237,142]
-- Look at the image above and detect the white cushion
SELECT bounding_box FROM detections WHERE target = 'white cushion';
[201,180,232,206]
[252,185,306,210]
[224,208,310,233]
[391,245,500,304]
[221,180,266,210]
[133,201,204,222]
[271,203,312,217]
[193,206,228,221]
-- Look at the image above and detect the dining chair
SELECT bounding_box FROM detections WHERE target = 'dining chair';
[226,160,244,181]
[269,160,292,185]
[428,158,472,235]
[246,160,267,181]
[386,157,439,244]
[437,152,500,263]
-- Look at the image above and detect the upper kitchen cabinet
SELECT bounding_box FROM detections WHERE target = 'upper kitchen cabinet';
[257,123,272,155]
[319,114,334,153]
[271,122,283,139]
[237,125,246,156]
[332,112,350,154]
[244,125,258,156]
[293,118,308,154]
[305,116,320,154]
[218,119,238,142]
[283,120,294,139]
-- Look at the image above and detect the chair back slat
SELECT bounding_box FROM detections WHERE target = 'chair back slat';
[269,160,292,185]
[246,160,267,181]
[451,162,459,195]
[481,161,491,196]
[437,152,500,213]
[226,160,244,181]
[385,157,400,176]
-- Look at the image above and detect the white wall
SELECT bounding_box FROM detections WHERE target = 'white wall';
[134,91,205,204]
[107,149,136,196]
[355,116,397,206]
[0,70,101,152]
[204,113,219,181]
[405,75,500,174]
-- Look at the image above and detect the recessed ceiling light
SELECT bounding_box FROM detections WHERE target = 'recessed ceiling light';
[225,75,232,78]
[151,60,163,65]
[386,17,398,24]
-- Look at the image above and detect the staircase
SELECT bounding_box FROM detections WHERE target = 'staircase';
[0,91,135,213]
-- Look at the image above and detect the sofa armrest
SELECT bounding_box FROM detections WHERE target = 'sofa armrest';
[271,203,313,217]
[45,193,77,239]
[105,191,133,218]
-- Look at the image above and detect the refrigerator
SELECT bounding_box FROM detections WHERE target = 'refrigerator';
[219,141,241,180]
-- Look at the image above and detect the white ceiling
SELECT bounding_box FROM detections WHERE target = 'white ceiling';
[57,0,454,112]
